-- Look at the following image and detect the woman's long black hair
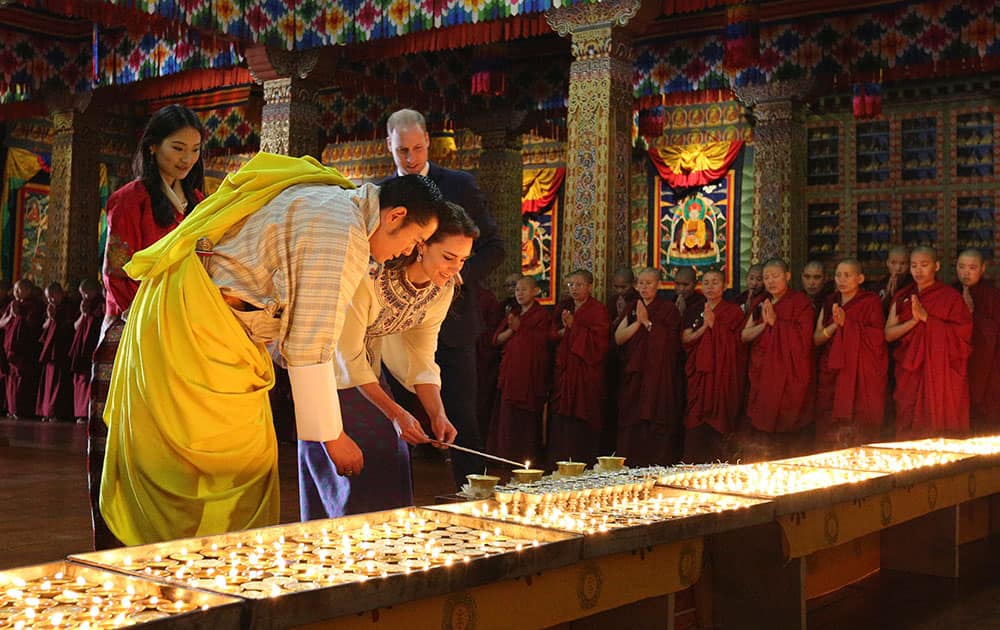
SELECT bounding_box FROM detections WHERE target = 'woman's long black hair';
[131,104,205,228]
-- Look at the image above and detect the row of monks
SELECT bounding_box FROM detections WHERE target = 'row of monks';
[475,245,996,468]
[0,278,104,422]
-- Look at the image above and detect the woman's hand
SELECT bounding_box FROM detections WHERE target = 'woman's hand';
[324,433,364,477]
[429,413,458,447]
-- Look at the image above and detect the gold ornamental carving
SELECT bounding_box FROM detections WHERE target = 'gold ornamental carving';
[546,0,640,38]
[553,3,635,299]
[472,122,524,293]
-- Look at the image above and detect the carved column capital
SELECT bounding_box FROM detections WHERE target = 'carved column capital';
[732,78,812,111]
[546,0,640,39]
[466,108,528,150]
[246,45,321,83]
[44,89,92,118]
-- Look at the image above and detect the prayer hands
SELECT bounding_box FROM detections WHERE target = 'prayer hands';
[616,295,627,317]
[430,413,458,447]
[761,299,777,326]
[561,309,574,329]
[832,303,846,327]
[911,295,928,323]
[675,295,687,315]
[963,285,975,314]
[886,274,898,296]
[46,303,56,319]
[703,304,716,328]
[507,312,521,332]
[636,300,651,328]
[325,433,364,477]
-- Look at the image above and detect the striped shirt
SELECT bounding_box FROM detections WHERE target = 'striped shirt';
[205,182,381,368]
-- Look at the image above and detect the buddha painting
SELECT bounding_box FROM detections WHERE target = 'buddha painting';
[665,193,721,265]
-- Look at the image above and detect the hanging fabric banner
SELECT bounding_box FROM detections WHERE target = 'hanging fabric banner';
[648,140,744,189]
[521,166,565,214]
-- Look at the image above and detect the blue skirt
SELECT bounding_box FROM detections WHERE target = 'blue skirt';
[298,385,413,520]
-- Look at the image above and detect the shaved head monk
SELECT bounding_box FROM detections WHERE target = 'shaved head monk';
[732,264,764,313]
[865,246,913,313]
[673,266,705,318]
[813,259,887,449]
[885,247,972,439]
[608,267,639,330]
[614,267,682,466]
[741,258,815,459]
[549,270,610,466]
[490,276,551,465]
[801,260,832,312]
[954,249,1000,433]
[682,269,745,462]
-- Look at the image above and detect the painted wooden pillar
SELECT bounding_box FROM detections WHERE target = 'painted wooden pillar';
[247,47,322,159]
[469,109,526,293]
[45,91,102,286]
[547,0,639,301]
[734,79,811,267]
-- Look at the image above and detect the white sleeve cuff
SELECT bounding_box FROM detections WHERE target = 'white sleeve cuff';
[287,362,343,442]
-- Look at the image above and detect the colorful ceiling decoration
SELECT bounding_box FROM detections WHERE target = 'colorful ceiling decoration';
[28,0,593,51]
[635,0,1000,99]
[144,85,261,156]
[0,24,92,104]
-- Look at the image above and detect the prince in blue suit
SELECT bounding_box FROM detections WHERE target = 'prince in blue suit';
[382,109,505,488]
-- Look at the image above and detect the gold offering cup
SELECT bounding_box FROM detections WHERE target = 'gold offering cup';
[466,474,501,494]
[597,456,626,471]
[557,461,587,477]
[511,469,545,484]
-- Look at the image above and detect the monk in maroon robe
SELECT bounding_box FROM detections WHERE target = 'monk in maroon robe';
[813,260,888,449]
[864,246,913,314]
[549,269,609,466]
[0,279,44,418]
[490,276,551,465]
[604,267,639,454]
[886,247,972,439]
[614,268,682,466]
[802,260,834,312]
[954,249,1000,434]
[682,270,744,463]
[69,279,104,421]
[672,266,706,319]
[0,279,11,416]
[741,259,815,460]
[476,282,505,440]
[36,283,78,421]
[730,264,764,314]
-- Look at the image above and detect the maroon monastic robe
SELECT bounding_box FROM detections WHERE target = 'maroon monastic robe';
[476,284,505,439]
[36,300,78,419]
[2,298,44,418]
[684,300,745,435]
[745,290,815,433]
[603,287,639,454]
[0,294,11,415]
[814,290,888,448]
[893,282,973,438]
[489,301,551,463]
[549,297,609,463]
[865,273,914,314]
[730,288,764,314]
[617,297,681,466]
[607,288,639,331]
[69,295,103,418]
[957,280,1000,433]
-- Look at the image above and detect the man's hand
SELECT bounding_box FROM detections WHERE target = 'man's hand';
[636,300,651,328]
[561,309,574,329]
[832,303,846,327]
[963,285,975,314]
[324,433,364,477]
[508,313,521,332]
[703,304,716,328]
[761,299,777,326]
[911,295,928,323]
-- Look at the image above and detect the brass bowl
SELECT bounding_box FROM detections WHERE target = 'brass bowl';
[596,456,626,471]
[556,461,587,477]
[510,469,545,484]
[466,474,501,494]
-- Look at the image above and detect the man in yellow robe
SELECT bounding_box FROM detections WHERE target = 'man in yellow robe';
[100,153,444,545]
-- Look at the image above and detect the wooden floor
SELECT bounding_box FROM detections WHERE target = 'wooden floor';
[0,418,458,569]
[3,418,1000,629]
